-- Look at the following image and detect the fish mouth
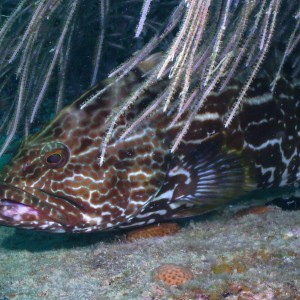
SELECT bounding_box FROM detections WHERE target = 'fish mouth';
[0,198,64,231]
[0,182,74,233]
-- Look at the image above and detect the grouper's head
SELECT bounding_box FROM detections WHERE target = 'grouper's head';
[0,112,165,232]
[0,139,76,233]
[0,103,105,233]
[0,108,166,233]
[0,56,168,233]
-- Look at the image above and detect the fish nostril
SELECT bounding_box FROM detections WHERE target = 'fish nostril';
[22,161,31,172]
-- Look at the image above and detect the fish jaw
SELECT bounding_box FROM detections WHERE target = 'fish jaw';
[0,182,73,233]
[0,199,67,232]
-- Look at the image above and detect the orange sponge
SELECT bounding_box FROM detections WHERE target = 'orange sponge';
[152,264,193,287]
[235,205,273,217]
[127,223,180,241]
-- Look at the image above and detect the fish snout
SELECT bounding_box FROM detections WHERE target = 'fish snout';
[0,182,73,232]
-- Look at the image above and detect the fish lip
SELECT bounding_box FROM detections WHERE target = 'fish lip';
[0,198,65,226]
[0,182,70,228]
[0,198,72,233]
[0,182,88,232]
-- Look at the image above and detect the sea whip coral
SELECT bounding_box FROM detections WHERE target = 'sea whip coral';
[0,1,299,165]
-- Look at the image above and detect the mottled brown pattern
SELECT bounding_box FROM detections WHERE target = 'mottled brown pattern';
[0,55,300,232]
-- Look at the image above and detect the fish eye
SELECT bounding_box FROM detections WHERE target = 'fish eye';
[41,143,70,169]
[46,152,62,164]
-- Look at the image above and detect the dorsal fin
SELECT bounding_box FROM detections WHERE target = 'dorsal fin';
[28,53,163,144]
[72,52,163,111]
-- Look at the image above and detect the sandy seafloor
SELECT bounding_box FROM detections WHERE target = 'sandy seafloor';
[0,203,299,300]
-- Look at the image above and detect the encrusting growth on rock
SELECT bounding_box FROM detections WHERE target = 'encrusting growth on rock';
[152,264,193,287]
[234,205,274,218]
[126,223,180,241]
